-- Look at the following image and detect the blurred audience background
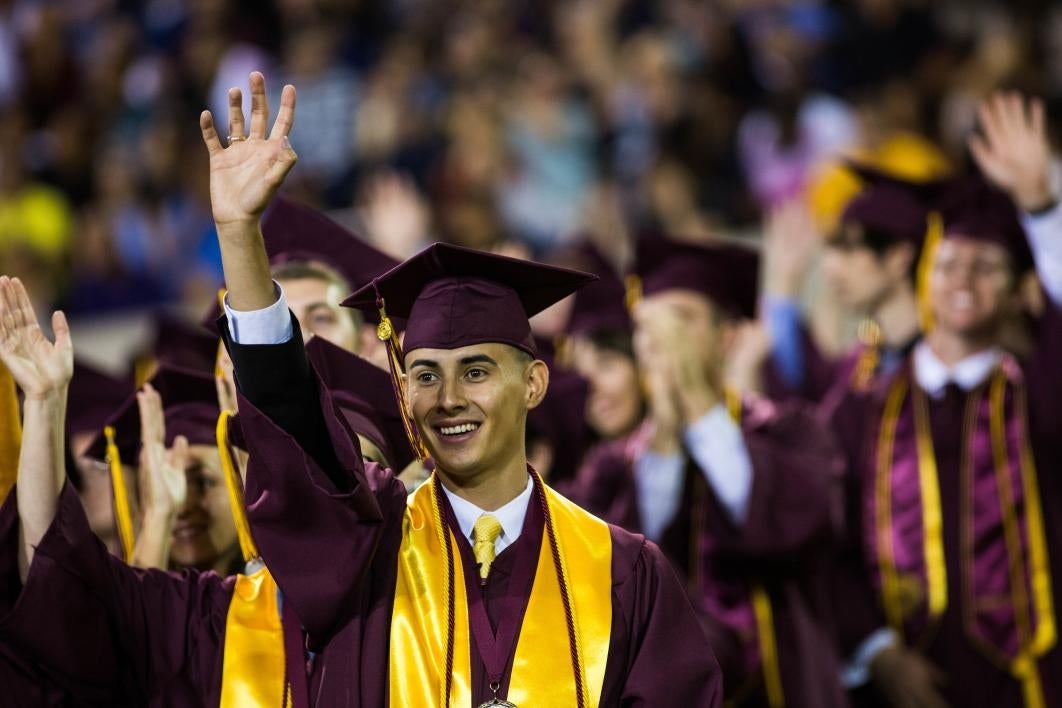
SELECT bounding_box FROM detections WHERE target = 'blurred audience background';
[0,0,1057,369]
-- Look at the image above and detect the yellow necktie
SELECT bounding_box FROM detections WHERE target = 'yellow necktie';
[473,514,504,581]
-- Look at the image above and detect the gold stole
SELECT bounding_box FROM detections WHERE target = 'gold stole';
[216,410,292,708]
[389,475,613,706]
[0,363,21,505]
[874,369,1055,708]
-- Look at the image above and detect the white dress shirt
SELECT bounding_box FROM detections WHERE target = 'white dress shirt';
[633,404,754,541]
[442,476,533,556]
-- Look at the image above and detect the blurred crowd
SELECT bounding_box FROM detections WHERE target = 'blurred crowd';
[1,0,1061,330]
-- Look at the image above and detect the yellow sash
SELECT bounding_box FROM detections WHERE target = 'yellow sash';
[389,475,613,706]
[217,410,292,708]
[0,363,21,505]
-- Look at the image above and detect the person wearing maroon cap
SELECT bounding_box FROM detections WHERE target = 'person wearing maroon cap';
[763,167,930,406]
[826,93,1062,708]
[567,232,848,708]
[1,73,721,707]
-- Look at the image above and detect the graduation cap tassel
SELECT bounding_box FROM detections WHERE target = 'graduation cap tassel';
[375,296,430,462]
[104,425,136,564]
[0,362,21,505]
[915,212,944,333]
[216,410,260,564]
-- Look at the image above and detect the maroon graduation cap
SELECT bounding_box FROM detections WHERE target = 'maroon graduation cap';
[67,362,136,439]
[930,173,1033,271]
[342,242,597,357]
[200,196,402,331]
[837,164,934,248]
[83,365,220,464]
[631,234,760,320]
[304,336,416,471]
[558,240,632,338]
[148,312,219,376]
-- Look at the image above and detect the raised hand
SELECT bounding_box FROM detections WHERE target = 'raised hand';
[136,383,189,516]
[969,92,1055,212]
[0,276,72,400]
[762,199,821,298]
[199,72,298,229]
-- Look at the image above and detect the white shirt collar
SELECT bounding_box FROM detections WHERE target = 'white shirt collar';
[440,475,533,555]
[913,342,1002,398]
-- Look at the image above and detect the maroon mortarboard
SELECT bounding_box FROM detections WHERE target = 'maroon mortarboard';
[631,234,760,320]
[147,312,219,376]
[930,174,1033,271]
[199,196,403,331]
[342,243,597,357]
[304,337,416,471]
[836,164,933,247]
[83,364,220,463]
[557,240,632,338]
[526,367,591,483]
[67,361,136,438]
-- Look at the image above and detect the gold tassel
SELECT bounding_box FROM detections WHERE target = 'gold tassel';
[0,363,21,505]
[850,320,883,390]
[915,212,944,333]
[624,274,643,311]
[216,410,259,563]
[376,302,430,462]
[104,425,136,563]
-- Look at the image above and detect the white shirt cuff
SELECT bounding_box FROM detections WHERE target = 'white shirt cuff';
[223,282,294,345]
[1022,202,1062,305]
[684,404,754,523]
[633,450,686,542]
[841,627,898,687]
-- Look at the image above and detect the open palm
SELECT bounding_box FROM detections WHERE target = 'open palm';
[137,384,188,513]
[969,92,1054,211]
[200,72,299,226]
[0,276,73,399]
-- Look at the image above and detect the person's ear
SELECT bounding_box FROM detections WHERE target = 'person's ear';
[525,359,549,410]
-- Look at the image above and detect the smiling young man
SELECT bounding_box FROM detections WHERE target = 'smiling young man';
[828,93,1062,708]
[199,73,721,706]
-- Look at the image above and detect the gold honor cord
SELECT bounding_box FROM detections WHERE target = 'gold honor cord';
[725,389,784,708]
[103,425,136,564]
[0,363,21,504]
[914,212,944,334]
[988,373,1054,708]
[873,377,948,634]
[375,302,430,462]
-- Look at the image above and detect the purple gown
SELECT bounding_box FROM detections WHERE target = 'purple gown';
[566,395,849,708]
[826,300,1062,707]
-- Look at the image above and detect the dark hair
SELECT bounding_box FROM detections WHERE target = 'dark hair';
[829,222,919,283]
[272,261,364,328]
[585,328,635,359]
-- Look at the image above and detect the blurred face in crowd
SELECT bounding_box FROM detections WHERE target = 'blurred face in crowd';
[928,236,1018,340]
[634,289,731,376]
[570,335,643,440]
[276,274,360,354]
[169,444,239,572]
[70,431,138,552]
[405,343,546,482]
[822,224,914,313]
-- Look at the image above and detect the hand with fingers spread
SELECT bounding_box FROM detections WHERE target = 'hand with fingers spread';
[132,383,189,569]
[969,92,1056,213]
[0,276,73,400]
[200,72,299,228]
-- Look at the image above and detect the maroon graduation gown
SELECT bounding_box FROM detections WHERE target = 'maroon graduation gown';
[223,320,723,706]
[826,300,1062,708]
[567,395,848,708]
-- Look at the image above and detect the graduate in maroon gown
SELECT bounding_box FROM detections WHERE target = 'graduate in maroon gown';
[763,166,929,406]
[828,93,1062,708]
[568,232,849,708]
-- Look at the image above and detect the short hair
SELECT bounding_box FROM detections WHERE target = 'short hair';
[272,260,364,328]
[586,328,635,360]
[829,222,919,283]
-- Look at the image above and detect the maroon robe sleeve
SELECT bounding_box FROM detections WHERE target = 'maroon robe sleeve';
[602,529,724,706]
[0,481,231,705]
[764,316,843,404]
[223,320,407,649]
[703,399,844,562]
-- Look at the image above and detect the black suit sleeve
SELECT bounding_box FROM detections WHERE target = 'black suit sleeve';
[218,312,351,492]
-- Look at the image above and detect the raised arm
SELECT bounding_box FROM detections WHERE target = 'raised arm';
[0,276,72,583]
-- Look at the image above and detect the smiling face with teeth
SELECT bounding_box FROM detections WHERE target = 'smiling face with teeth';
[405,342,549,494]
[927,236,1020,340]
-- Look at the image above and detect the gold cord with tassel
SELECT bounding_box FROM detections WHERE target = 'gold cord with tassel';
[216,410,259,563]
[104,425,136,563]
